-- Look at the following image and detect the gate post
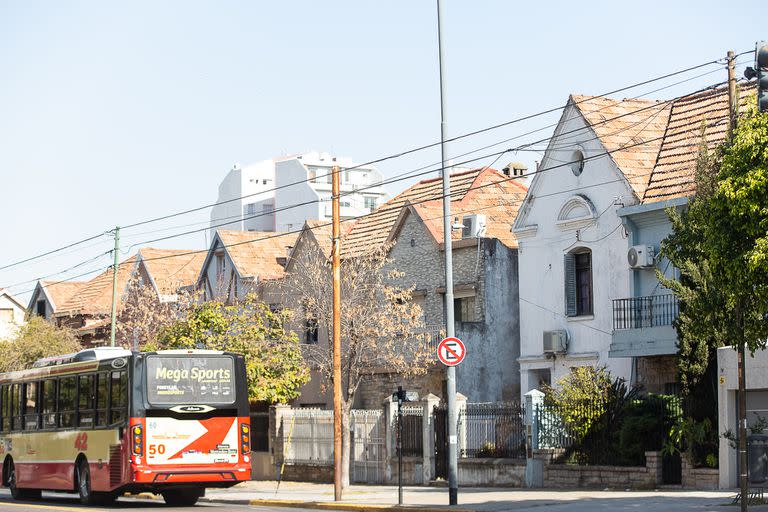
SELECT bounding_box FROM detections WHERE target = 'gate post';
[524,389,544,488]
[269,403,291,479]
[421,393,440,485]
[456,393,468,459]
[383,396,398,482]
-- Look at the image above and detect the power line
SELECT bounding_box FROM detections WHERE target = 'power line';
[0,57,738,273]
[123,79,728,251]
[0,232,108,274]
[5,72,738,291]
[117,56,732,231]
[116,62,736,244]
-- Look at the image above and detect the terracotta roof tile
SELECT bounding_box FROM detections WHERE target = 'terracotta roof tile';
[137,248,206,295]
[643,82,756,202]
[216,230,298,280]
[571,95,671,199]
[400,169,528,249]
[39,280,88,311]
[55,256,138,317]
[342,169,487,256]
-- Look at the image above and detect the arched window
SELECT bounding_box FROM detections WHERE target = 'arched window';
[564,248,593,317]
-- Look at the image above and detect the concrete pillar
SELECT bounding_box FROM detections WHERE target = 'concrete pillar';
[269,403,291,479]
[719,383,737,488]
[645,451,662,486]
[421,393,440,485]
[524,389,545,488]
[383,395,398,482]
[456,392,468,458]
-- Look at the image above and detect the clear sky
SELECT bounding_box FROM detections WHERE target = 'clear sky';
[0,0,764,302]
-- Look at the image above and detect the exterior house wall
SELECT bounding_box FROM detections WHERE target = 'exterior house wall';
[27,287,55,320]
[381,211,521,404]
[613,200,687,392]
[0,293,25,340]
[514,104,635,401]
[200,239,255,303]
[717,346,768,489]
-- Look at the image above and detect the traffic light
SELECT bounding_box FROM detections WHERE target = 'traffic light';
[745,42,768,112]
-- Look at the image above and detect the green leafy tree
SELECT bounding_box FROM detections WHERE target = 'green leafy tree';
[660,106,768,390]
[544,366,612,441]
[0,316,82,372]
[154,295,309,404]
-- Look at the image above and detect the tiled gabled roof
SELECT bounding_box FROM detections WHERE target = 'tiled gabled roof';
[38,280,88,311]
[571,94,671,199]
[137,248,206,295]
[391,168,528,249]
[342,169,485,256]
[55,256,138,317]
[642,82,756,202]
[216,230,298,280]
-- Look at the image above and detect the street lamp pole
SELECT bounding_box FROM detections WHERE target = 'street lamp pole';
[436,0,458,505]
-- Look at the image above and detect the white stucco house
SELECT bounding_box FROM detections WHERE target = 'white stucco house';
[513,82,755,403]
[209,151,389,239]
[0,289,25,340]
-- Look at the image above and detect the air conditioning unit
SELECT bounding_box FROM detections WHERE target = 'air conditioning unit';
[543,330,568,354]
[461,214,486,239]
[627,245,655,269]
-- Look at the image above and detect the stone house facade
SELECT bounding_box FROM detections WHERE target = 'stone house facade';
[286,168,528,409]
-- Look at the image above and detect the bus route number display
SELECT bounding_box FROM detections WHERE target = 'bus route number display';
[146,356,235,405]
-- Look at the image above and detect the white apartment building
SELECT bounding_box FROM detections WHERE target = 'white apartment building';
[209,151,389,238]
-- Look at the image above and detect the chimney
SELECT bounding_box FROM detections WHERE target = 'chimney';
[501,162,528,178]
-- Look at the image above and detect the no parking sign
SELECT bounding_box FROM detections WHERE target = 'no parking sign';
[437,337,466,366]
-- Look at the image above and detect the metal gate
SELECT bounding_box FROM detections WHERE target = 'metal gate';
[433,404,448,480]
[351,409,386,483]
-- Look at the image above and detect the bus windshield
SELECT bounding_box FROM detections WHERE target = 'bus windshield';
[146,355,236,405]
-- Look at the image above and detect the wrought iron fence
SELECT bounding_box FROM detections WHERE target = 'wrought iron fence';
[459,402,526,459]
[612,294,679,330]
[535,395,683,466]
[397,405,423,457]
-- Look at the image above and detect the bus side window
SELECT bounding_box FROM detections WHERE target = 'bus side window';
[96,373,108,427]
[109,371,127,426]
[0,386,8,432]
[59,377,76,429]
[23,382,38,431]
[77,375,95,428]
[42,380,57,429]
[0,386,7,433]
[10,384,20,431]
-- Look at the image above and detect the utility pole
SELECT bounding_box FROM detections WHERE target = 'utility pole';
[729,49,748,512]
[109,226,120,347]
[331,164,343,501]
[437,0,458,505]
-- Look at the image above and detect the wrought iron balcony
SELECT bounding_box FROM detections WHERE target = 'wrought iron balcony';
[612,294,679,331]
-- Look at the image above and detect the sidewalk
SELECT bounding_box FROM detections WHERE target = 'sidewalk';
[200,480,754,511]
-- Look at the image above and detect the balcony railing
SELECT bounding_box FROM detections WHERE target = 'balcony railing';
[612,294,679,331]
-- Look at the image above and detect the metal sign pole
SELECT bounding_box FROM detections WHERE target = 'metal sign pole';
[436,0,458,504]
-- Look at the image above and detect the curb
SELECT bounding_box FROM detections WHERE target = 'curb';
[203,496,476,512]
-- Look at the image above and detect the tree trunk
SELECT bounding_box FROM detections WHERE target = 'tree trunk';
[341,405,351,489]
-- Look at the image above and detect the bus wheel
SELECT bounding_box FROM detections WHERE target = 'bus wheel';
[161,488,203,506]
[76,459,94,505]
[7,460,40,501]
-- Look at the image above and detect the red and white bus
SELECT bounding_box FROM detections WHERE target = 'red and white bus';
[0,348,251,506]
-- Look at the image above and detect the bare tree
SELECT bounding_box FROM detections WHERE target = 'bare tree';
[116,277,200,350]
[283,241,433,487]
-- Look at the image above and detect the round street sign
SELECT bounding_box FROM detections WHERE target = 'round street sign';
[437,337,466,366]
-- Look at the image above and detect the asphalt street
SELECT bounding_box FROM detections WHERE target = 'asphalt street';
[0,490,315,512]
